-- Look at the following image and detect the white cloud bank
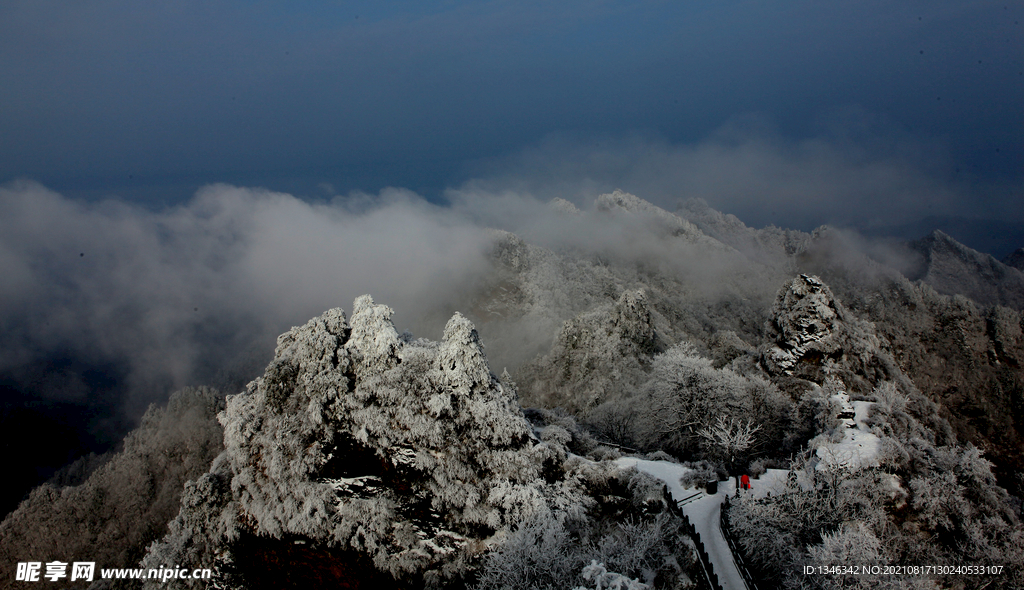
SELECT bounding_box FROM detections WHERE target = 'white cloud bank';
[0,181,494,414]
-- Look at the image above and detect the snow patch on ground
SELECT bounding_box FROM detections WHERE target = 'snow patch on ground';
[745,468,796,498]
[814,393,880,471]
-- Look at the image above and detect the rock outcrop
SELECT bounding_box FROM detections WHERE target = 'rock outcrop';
[760,274,899,394]
[762,274,847,376]
[142,296,660,588]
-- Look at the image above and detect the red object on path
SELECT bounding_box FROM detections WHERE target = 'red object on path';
[740,474,751,490]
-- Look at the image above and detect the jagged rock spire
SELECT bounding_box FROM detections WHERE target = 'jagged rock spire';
[762,274,846,375]
[144,296,589,587]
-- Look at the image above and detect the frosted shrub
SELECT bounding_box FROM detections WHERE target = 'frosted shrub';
[525,406,601,456]
[679,461,718,489]
[625,470,668,513]
[871,381,906,414]
[473,514,583,590]
[574,560,648,590]
[747,458,768,479]
[596,512,683,585]
[541,424,573,446]
[644,450,676,463]
[590,446,623,461]
[475,509,689,590]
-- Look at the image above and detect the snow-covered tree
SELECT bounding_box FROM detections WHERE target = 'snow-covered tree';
[0,387,225,586]
[631,342,791,462]
[696,416,762,472]
[638,343,748,454]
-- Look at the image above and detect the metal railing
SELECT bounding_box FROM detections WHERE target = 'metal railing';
[720,496,762,590]
[603,440,764,590]
[593,438,641,454]
[676,490,705,506]
[663,486,723,590]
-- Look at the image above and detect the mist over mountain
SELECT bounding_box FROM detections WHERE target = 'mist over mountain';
[1,185,1023,589]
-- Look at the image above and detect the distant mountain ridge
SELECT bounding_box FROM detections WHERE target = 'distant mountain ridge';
[905,230,1024,310]
[858,214,1024,262]
[1004,248,1024,271]
[677,198,1024,312]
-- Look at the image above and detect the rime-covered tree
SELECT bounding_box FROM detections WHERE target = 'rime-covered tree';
[697,416,762,473]
[0,387,225,590]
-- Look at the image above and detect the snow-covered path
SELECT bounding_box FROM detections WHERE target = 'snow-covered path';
[616,458,748,590]
[814,393,880,471]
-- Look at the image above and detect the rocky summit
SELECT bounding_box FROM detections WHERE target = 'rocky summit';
[140,296,683,589]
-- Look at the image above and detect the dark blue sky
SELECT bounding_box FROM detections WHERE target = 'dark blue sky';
[1,0,1021,248]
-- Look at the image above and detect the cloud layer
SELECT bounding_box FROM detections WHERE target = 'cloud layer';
[458,115,1003,233]
[4,108,1021,423]
[0,181,493,416]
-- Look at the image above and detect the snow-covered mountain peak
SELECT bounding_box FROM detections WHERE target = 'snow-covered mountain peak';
[595,190,705,241]
[908,229,1024,309]
[1003,247,1024,271]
